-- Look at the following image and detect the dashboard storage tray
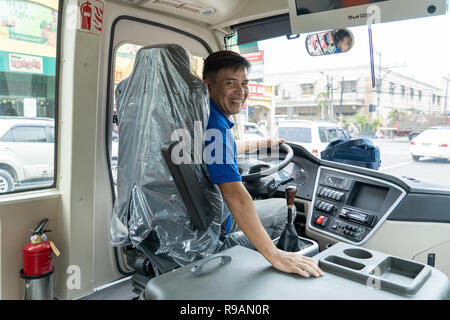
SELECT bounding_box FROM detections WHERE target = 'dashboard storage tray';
[318,242,431,295]
[141,243,449,300]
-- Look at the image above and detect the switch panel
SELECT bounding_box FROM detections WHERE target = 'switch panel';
[309,168,405,245]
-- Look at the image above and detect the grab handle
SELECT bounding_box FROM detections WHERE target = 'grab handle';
[190,254,232,277]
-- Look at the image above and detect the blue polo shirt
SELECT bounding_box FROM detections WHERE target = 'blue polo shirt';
[205,99,242,184]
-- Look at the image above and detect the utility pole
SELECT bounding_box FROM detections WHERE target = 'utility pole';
[330,77,334,120]
[325,75,330,120]
[444,74,450,114]
[376,51,382,119]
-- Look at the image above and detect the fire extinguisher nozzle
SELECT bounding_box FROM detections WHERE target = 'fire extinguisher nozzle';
[32,218,49,235]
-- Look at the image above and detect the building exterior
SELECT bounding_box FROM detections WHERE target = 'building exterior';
[240,83,275,135]
[263,65,445,129]
[0,0,58,118]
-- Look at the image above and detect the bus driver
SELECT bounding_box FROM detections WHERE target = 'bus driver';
[203,51,323,278]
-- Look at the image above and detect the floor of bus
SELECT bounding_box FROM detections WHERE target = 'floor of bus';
[79,277,139,300]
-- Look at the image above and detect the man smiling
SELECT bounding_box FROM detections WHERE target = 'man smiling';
[203,51,323,278]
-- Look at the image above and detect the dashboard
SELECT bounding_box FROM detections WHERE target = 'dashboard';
[308,167,405,245]
[270,156,405,245]
[250,143,450,247]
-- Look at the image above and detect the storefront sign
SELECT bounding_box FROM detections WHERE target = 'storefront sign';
[0,0,58,47]
[241,50,264,81]
[9,53,43,74]
[248,83,265,96]
[242,51,264,62]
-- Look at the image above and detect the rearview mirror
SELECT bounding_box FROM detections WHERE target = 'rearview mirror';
[306,29,354,56]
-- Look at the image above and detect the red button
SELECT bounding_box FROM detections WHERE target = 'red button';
[316,216,325,225]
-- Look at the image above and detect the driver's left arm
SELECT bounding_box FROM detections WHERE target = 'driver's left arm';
[235,136,285,155]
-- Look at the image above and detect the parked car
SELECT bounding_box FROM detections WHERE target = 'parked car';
[0,117,54,193]
[243,122,266,140]
[275,120,347,158]
[409,127,450,161]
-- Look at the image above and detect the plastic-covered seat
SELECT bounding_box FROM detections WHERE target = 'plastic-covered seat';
[110,44,319,283]
[110,44,225,272]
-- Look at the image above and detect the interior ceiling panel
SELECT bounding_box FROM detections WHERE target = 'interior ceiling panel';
[118,0,289,30]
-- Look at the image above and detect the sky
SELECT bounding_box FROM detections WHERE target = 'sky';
[258,11,450,89]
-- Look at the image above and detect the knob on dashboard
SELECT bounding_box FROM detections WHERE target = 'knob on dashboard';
[285,185,297,207]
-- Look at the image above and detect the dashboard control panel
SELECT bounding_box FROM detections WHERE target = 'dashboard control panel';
[309,168,405,244]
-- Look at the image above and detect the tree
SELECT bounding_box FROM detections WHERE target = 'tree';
[315,91,327,120]
[388,109,401,126]
[352,113,379,136]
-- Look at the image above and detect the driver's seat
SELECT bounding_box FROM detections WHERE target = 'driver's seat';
[111,44,226,291]
[111,44,319,295]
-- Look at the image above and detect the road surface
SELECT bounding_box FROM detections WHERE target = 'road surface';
[373,138,450,188]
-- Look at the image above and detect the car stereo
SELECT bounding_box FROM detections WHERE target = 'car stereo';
[309,167,405,244]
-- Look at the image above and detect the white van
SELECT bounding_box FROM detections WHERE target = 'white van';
[275,120,347,158]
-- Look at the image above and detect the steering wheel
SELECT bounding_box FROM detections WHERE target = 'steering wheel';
[238,143,294,182]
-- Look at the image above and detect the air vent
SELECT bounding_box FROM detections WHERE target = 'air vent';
[152,0,215,16]
[179,3,203,14]
[153,0,184,8]
[121,0,143,4]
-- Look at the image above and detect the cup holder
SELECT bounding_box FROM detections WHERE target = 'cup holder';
[343,248,373,259]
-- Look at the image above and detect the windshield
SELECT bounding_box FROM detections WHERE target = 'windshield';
[231,11,450,187]
[276,127,312,143]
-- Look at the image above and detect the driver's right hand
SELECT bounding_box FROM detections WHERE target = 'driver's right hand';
[259,136,285,149]
[269,249,323,278]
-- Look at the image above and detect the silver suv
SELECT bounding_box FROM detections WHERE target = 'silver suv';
[0,117,55,193]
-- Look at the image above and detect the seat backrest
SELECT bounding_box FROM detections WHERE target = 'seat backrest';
[161,141,216,230]
[110,44,224,267]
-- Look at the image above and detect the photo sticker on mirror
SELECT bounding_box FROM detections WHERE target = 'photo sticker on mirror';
[306,29,354,56]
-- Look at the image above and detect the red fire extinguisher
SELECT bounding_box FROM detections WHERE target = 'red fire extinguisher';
[23,219,59,276]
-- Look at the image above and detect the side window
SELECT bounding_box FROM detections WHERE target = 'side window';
[319,127,343,142]
[1,129,14,142]
[12,126,47,142]
[111,44,143,185]
[326,128,338,141]
[111,43,204,184]
[47,126,55,143]
[337,129,347,139]
[0,0,59,194]
[318,127,327,142]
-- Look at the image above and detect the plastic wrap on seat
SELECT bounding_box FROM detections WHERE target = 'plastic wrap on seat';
[110,44,225,266]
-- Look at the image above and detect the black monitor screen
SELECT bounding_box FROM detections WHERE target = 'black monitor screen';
[295,0,387,16]
[348,182,389,212]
